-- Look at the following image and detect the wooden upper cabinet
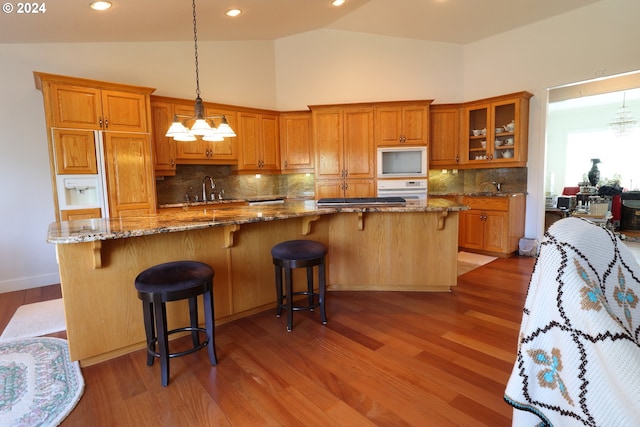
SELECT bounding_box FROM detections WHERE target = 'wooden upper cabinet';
[429,105,461,167]
[205,106,237,161]
[150,100,176,176]
[100,90,148,132]
[279,112,313,173]
[313,107,374,180]
[47,83,148,132]
[103,132,156,217]
[172,102,238,164]
[343,108,375,178]
[173,102,207,160]
[313,109,343,180]
[236,111,280,172]
[375,102,430,146]
[312,105,375,198]
[52,129,98,175]
[461,92,532,168]
[48,84,102,130]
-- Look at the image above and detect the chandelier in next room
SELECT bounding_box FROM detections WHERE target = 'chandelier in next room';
[165,0,236,142]
[610,92,637,137]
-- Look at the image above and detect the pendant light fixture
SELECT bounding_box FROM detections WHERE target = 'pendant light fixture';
[166,0,236,142]
[610,92,637,137]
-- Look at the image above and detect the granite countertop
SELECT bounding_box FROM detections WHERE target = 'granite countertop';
[47,198,468,244]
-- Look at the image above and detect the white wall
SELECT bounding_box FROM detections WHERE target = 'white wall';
[274,29,465,110]
[2,0,639,292]
[461,0,640,241]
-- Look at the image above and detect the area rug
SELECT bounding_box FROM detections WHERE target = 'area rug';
[0,299,65,341]
[457,251,497,276]
[0,337,84,426]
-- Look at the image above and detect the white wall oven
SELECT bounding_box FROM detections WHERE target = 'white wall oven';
[377,146,427,178]
[376,179,427,204]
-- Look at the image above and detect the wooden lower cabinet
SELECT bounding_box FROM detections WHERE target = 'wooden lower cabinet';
[55,208,458,364]
[60,208,102,221]
[458,194,525,256]
[315,179,374,198]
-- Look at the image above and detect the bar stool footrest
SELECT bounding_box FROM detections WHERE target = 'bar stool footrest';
[148,326,209,359]
[278,291,321,312]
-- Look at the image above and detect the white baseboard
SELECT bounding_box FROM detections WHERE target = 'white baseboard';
[0,273,60,294]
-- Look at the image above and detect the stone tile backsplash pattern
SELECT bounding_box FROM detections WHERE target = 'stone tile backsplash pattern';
[156,165,527,206]
[155,165,315,205]
[429,167,527,194]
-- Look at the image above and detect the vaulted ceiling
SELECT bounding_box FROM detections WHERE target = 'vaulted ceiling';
[0,0,599,44]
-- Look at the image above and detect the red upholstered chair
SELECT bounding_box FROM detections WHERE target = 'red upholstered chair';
[562,186,580,195]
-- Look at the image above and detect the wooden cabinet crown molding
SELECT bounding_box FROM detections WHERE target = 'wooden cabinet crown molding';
[150,95,279,117]
[458,91,533,107]
[34,71,155,96]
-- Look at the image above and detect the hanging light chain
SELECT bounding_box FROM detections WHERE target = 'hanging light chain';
[192,0,200,99]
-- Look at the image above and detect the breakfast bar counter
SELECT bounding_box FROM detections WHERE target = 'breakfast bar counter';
[48,199,467,365]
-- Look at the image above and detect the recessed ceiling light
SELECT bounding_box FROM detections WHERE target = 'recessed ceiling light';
[90,1,112,11]
[331,0,346,6]
[226,8,242,17]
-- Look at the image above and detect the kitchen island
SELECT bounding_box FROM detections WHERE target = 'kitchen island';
[48,199,467,365]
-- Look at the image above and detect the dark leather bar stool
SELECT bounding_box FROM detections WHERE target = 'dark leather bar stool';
[271,240,328,331]
[134,260,217,386]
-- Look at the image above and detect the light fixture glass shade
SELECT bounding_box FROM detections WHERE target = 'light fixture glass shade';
[165,120,190,137]
[173,133,197,142]
[190,118,213,136]
[216,119,237,137]
[202,130,224,142]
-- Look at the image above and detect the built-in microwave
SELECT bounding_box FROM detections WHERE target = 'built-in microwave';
[377,146,428,178]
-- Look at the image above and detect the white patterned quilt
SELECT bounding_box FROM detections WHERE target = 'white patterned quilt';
[504,217,640,426]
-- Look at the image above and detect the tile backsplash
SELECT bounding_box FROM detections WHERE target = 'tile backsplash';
[155,165,315,205]
[155,165,527,206]
[428,167,528,194]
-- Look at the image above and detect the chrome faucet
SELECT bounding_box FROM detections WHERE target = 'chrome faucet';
[492,181,502,192]
[202,176,215,201]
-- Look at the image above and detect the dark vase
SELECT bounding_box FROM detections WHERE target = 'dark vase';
[588,158,601,186]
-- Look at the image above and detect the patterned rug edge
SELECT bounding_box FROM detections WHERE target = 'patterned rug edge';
[0,336,84,427]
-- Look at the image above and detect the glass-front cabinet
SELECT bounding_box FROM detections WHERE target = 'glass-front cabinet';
[462,92,532,168]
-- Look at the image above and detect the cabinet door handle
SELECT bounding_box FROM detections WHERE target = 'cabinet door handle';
[104,118,109,129]
[284,160,288,168]
[99,118,103,128]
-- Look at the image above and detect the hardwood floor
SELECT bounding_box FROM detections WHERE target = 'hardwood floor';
[1,256,535,427]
